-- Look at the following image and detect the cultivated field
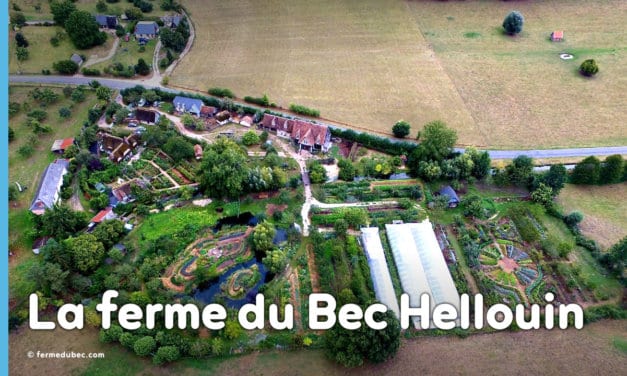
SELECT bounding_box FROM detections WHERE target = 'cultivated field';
[174,0,626,149]
[557,183,627,250]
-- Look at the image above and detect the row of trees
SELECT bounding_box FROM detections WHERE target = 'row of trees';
[571,155,625,185]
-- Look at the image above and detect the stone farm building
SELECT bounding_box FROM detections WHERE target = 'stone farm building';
[99,132,140,163]
[95,15,118,29]
[161,14,183,29]
[134,21,159,40]
[260,114,331,152]
[135,108,160,124]
[173,96,203,116]
[29,159,70,215]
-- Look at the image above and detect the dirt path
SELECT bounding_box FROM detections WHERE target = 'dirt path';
[306,244,321,293]
[68,181,85,212]
[146,159,179,188]
[83,36,120,68]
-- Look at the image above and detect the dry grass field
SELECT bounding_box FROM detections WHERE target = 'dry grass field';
[173,0,626,149]
[206,320,627,376]
[557,183,627,250]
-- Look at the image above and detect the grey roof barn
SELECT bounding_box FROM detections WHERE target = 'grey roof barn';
[95,15,118,29]
[70,53,84,66]
[173,96,203,116]
[30,159,70,215]
[438,185,460,208]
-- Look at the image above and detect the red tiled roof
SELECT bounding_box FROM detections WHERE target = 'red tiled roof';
[261,114,329,146]
[61,138,74,149]
[51,138,75,151]
[201,105,216,115]
[91,207,113,223]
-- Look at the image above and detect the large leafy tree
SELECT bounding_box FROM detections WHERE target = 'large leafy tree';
[28,261,70,297]
[65,10,107,49]
[571,156,601,185]
[392,120,411,138]
[579,59,599,77]
[64,234,105,274]
[323,310,401,367]
[199,138,248,199]
[262,249,287,274]
[92,220,125,249]
[465,147,491,180]
[506,155,534,187]
[600,154,623,184]
[36,205,88,239]
[502,11,524,35]
[600,236,626,280]
[163,137,194,162]
[540,164,568,194]
[253,221,276,254]
[414,120,457,162]
[50,0,77,26]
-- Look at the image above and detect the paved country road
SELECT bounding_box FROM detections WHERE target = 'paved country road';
[10,75,627,160]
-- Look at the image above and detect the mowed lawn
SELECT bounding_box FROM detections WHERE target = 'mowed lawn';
[173,0,481,144]
[89,38,157,73]
[9,26,113,74]
[557,183,627,250]
[174,0,626,149]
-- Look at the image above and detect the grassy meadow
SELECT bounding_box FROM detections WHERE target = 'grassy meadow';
[557,183,627,250]
[9,26,113,74]
[173,0,626,149]
[8,85,98,283]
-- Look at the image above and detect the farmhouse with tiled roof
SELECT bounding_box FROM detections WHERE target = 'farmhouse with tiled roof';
[260,114,331,152]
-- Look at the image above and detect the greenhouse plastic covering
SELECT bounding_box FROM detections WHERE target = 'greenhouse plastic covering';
[385,219,460,328]
[360,227,401,318]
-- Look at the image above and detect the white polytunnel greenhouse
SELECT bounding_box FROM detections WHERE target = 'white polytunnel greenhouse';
[385,219,460,328]
[360,227,401,318]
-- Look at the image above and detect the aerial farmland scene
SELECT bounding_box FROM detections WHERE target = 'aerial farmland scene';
[6,0,626,375]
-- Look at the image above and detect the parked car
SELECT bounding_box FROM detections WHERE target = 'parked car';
[128,122,138,128]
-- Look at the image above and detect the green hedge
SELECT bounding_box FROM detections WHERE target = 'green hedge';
[289,103,320,117]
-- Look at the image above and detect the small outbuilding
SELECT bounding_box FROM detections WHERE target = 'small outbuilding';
[95,15,118,29]
[194,144,203,160]
[438,185,460,208]
[70,53,84,66]
[51,137,75,153]
[551,30,564,42]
